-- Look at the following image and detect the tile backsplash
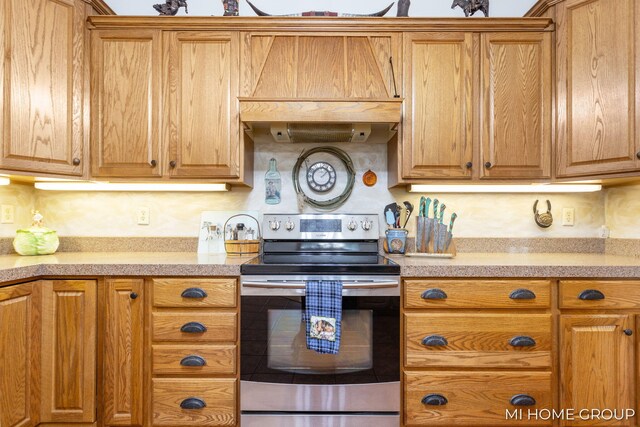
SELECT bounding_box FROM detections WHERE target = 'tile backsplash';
[1,141,636,239]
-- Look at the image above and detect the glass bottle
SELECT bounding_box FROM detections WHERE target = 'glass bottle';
[265,158,281,205]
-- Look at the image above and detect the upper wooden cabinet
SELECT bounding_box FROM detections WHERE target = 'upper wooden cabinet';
[0,0,85,176]
[91,29,163,178]
[401,28,552,181]
[555,0,640,178]
[164,31,240,178]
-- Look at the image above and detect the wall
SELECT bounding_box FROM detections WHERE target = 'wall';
[26,140,606,238]
[605,184,640,239]
[107,0,536,17]
[0,184,37,237]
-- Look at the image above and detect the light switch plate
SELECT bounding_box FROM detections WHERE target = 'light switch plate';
[137,207,150,225]
[1,205,15,224]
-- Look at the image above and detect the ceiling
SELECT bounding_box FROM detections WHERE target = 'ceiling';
[105,0,539,17]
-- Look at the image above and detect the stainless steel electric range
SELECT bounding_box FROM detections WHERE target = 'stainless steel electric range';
[240,213,401,427]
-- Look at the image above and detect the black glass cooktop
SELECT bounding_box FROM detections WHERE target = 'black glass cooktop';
[240,254,400,275]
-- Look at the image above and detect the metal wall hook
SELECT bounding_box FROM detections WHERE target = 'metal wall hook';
[533,199,553,228]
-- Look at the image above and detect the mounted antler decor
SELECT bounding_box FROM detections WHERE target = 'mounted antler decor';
[153,0,188,15]
[246,0,394,17]
[451,0,489,17]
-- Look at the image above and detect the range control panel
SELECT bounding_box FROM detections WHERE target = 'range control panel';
[262,214,379,240]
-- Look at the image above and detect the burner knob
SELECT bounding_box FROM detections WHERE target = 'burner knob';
[347,219,358,231]
[361,219,373,231]
[285,220,295,231]
[269,220,281,231]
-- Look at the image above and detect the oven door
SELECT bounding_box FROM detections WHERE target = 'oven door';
[240,276,400,414]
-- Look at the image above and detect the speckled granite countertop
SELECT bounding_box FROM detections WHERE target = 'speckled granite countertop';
[1,252,640,284]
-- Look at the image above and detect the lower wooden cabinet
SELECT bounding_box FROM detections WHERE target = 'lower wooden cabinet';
[0,282,41,427]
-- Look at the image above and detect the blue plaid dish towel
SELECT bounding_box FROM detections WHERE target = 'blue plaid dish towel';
[305,280,343,354]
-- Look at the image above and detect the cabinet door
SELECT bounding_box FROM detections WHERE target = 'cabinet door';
[40,280,97,423]
[103,278,144,426]
[402,32,474,179]
[164,31,240,178]
[560,315,634,426]
[556,0,640,177]
[91,30,162,178]
[480,32,552,179]
[0,0,84,176]
[0,282,41,427]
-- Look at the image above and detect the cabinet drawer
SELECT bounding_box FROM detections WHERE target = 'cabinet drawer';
[152,378,236,426]
[152,345,236,375]
[404,371,552,426]
[152,312,237,342]
[153,278,236,308]
[404,279,551,309]
[560,281,640,309]
[405,313,551,368]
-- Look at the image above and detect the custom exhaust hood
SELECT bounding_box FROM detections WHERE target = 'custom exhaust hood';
[239,34,403,144]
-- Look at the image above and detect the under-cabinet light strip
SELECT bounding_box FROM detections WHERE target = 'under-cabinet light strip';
[408,184,602,193]
[0,177,9,186]
[34,182,230,192]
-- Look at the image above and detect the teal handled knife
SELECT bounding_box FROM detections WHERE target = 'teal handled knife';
[432,199,439,219]
[424,197,432,218]
[445,213,457,252]
[438,204,446,224]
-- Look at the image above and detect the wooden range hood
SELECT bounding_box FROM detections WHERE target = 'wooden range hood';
[239,33,403,143]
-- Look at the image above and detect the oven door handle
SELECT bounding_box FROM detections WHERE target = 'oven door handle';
[242,280,399,289]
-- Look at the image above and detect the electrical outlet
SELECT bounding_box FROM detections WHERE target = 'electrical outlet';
[562,208,575,226]
[1,205,15,224]
[136,207,150,225]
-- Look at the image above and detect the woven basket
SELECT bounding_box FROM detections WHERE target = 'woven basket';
[224,214,261,256]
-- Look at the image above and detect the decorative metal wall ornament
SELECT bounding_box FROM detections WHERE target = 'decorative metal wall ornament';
[222,0,239,16]
[246,0,394,17]
[397,0,410,17]
[153,0,188,15]
[451,0,489,17]
[533,200,553,228]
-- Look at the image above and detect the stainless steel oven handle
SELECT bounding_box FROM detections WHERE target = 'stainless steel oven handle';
[242,280,399,289]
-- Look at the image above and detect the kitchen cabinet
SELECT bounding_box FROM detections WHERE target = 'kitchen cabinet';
[0,0,86,176]
[163,31,241,178]
[40,280,97,424]
[90,30,163,178]
[555,0,640,178]
[402,279,554,426]
[102,278,144,426]
[559,280,638,426]
[0,282,41,427]
[150,278,238,426]
[400,27,552,181]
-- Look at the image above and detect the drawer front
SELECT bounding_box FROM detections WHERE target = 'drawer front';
[153,278,236,308]
[152,345,236,375]
[404,279,551,309]
[152,312,237,342]
[405,313,552,368]
[153,378,236,426]
[560,280,640,309]
[404,371,552,426]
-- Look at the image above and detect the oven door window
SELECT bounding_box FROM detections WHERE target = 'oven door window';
[241,296,400,385]
[268,309,372,375]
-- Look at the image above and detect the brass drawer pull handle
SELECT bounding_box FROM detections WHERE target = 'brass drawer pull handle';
[422,335,448,347]
[509,336,536,347]
[422,394,448,406]
[180,355,207,367]
[578,289,605,300]
[181,288,208,299]
[510,394,536,406]
[180,397,207,410]
[509,289,536,300]
[180,322,207,333]
[421,288,447,300]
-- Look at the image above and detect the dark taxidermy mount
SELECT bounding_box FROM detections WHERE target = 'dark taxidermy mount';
[397,0,410,16]
[223,0,239,16]
[246,0,394,17]
[451,0,489,17]
[153,0,188,15]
